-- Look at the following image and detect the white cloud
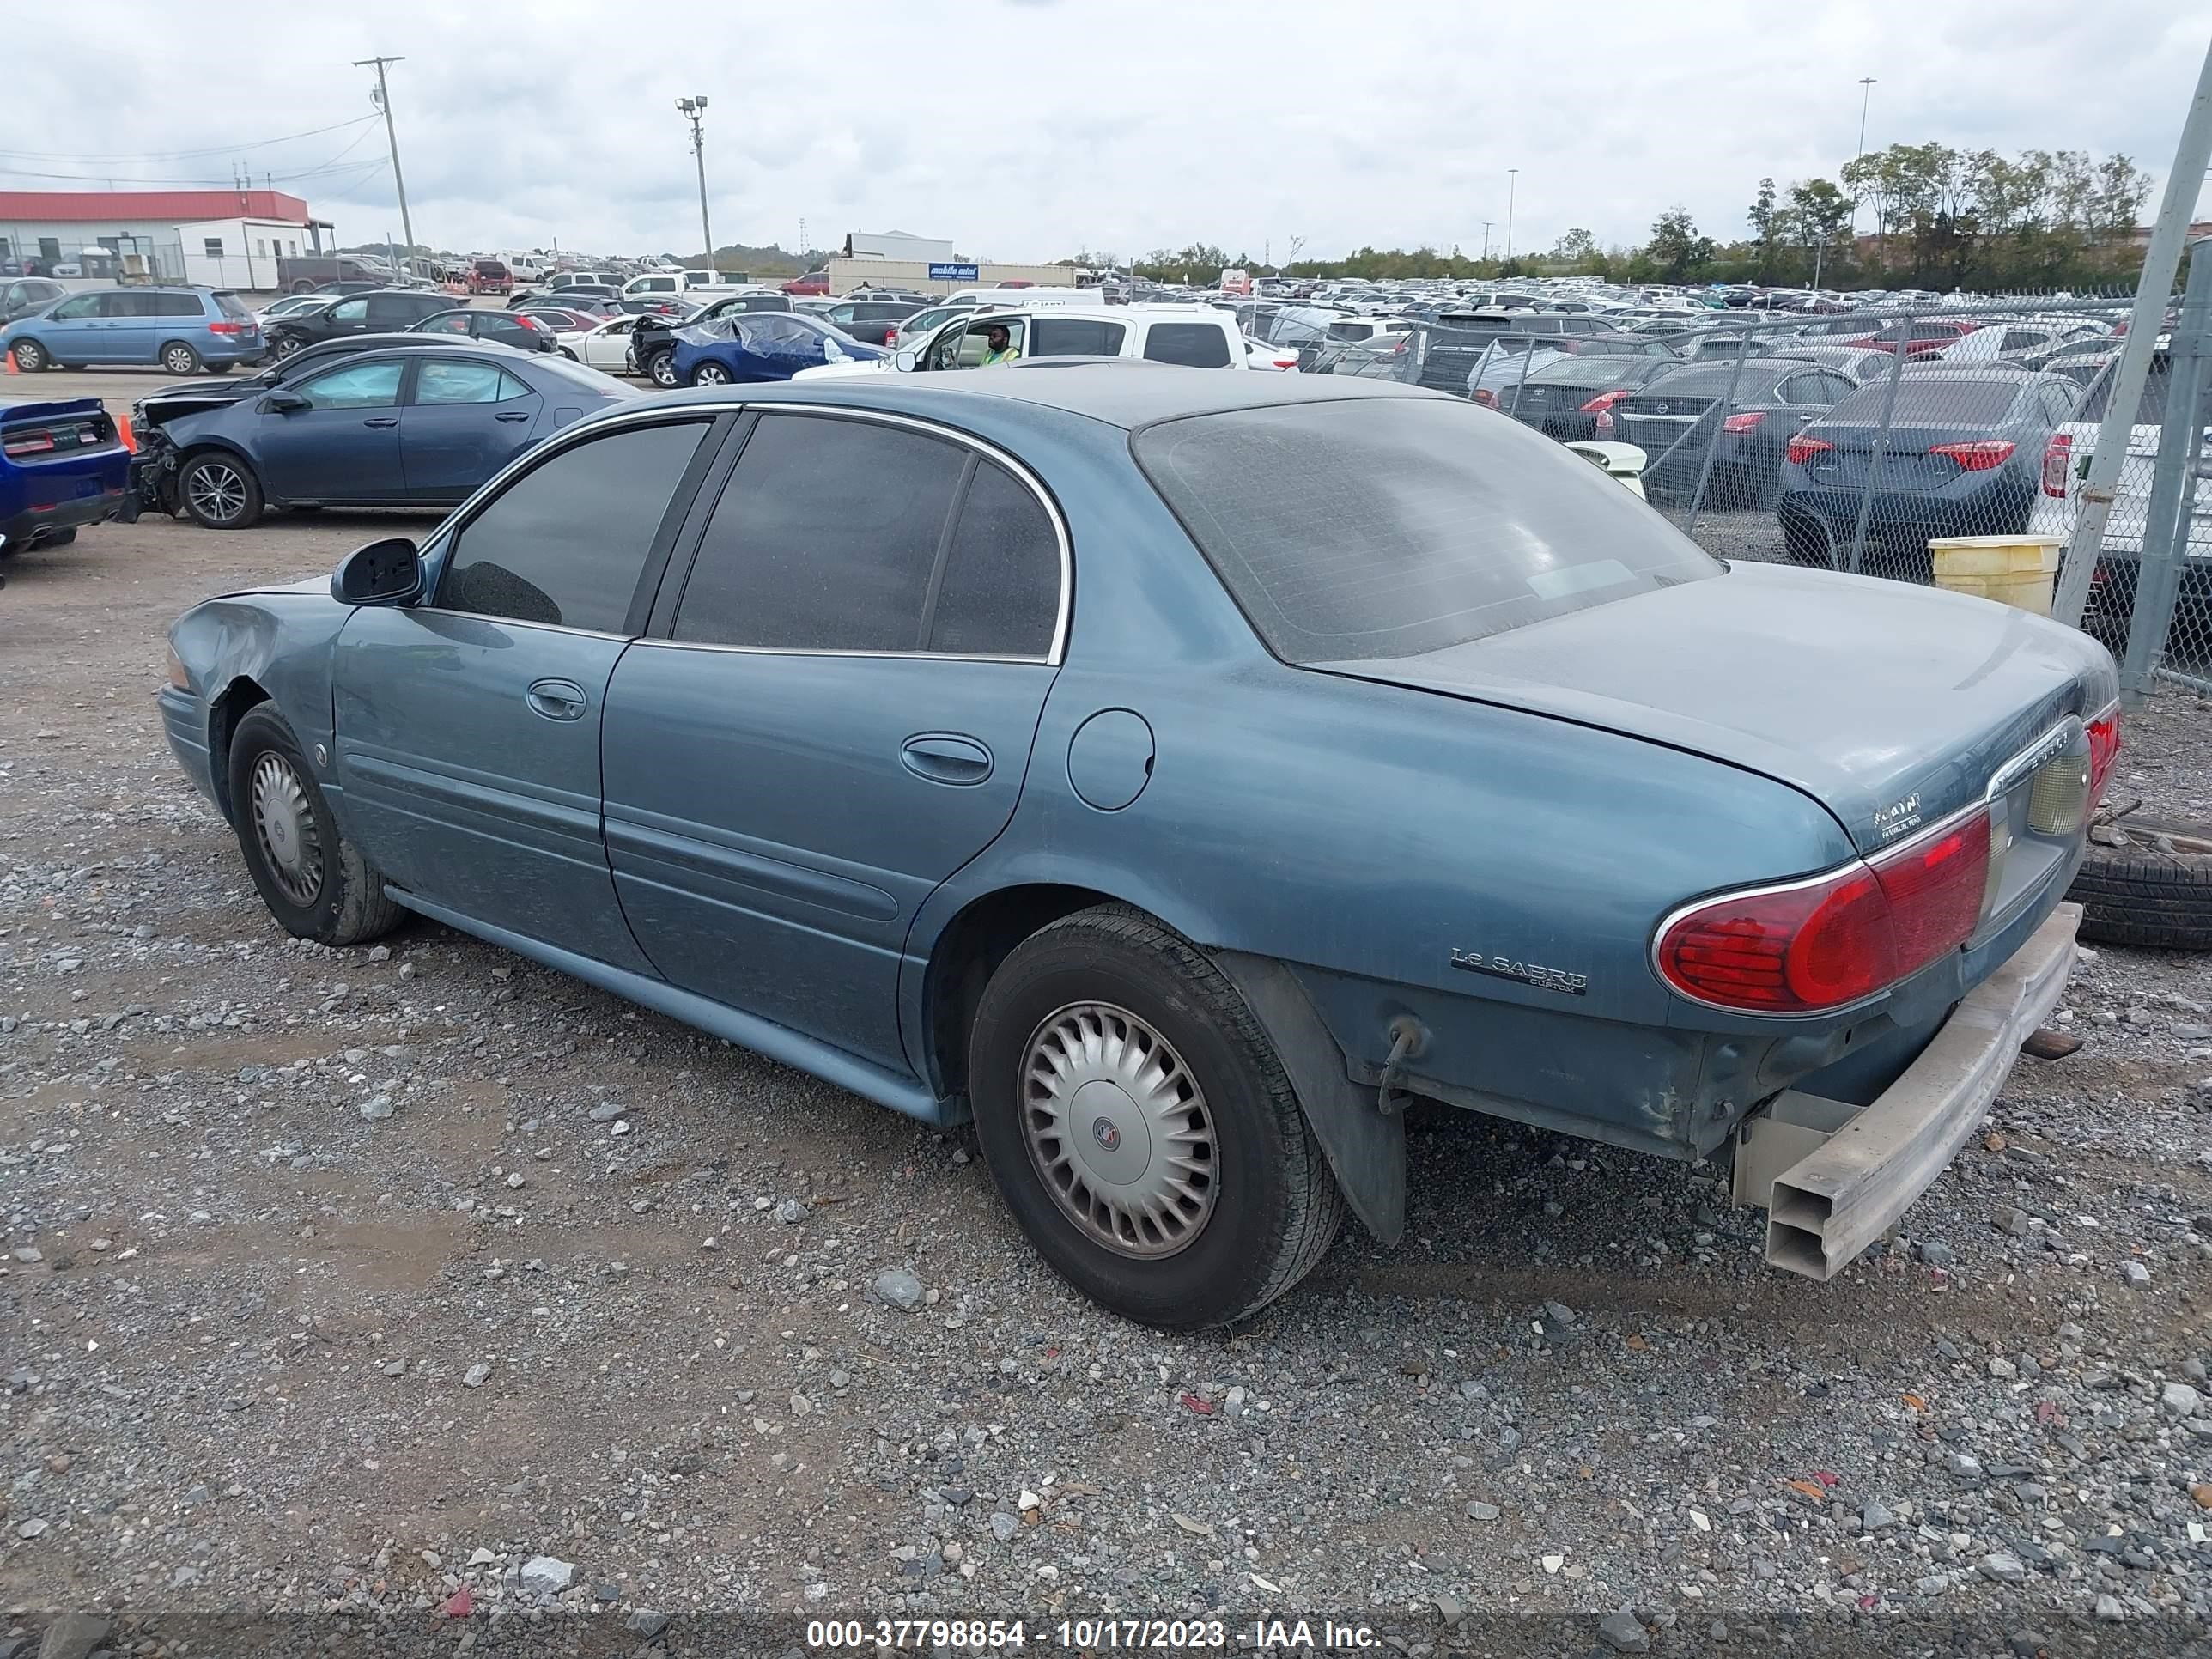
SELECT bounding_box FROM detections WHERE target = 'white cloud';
[5,0,2206,261]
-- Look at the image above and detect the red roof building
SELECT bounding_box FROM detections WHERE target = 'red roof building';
[0,189,312,222]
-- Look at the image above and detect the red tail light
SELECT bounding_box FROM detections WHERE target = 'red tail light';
[3,432,56,456]
[1786,435,1832,465]
[2041,432,2073,497]
[884,327,898,347]
[1579,389,1629,413]
[1721,410,1765,435]
[2087,706,2121,805]
[1929,439,2014,471]
[1656,807,1991,1013]
[514,314,542,331]
[206,320,244,336]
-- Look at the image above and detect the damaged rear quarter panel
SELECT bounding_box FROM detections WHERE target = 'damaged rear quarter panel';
[168,582,349,819]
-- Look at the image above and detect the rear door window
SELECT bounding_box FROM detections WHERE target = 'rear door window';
[153,292,204,318]
[1141,322,1233,368]
[927,461,1061,658]
[296,359,405,410]
[414,361,529,404]
[673,415,967,652]
[1030,318,1127,356]
[1133,397,1719,662]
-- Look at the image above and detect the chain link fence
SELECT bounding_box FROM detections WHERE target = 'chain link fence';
[1311,290,2212,684]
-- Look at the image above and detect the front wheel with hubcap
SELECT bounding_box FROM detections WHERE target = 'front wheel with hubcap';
[271,334,304,360]
[968,904,1345,1328]
[225,705,403,946]
[179,453,264,528]
[161,341,203,375]
[9,338,47,372]
[647,349,678,387]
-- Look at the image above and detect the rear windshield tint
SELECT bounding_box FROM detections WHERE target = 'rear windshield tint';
[214,291,252,319]
[1133,396,1720,664]
[1829,377,2022,423]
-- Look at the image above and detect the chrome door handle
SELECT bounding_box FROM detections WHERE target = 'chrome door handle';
[494,411,531,422]
[362,416,398,428]
[526,678,587,720]
[900,733,993,786]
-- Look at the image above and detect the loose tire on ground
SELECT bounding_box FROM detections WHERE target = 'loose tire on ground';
[2069,814,2212,951]
[225,705,404,947]
[967,903,1346,1328]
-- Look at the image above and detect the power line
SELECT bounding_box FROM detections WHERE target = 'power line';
[0,116,380,165]
[0,155,392,186]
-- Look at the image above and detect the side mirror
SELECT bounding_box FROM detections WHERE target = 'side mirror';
[261,389,309,414]
[894,348,919,372]
[331,537,422,606]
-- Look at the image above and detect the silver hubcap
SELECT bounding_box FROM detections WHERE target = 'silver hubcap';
[187,463,246,523]
[165,348,193,373]
[651,356,675,386]
[695,364,727,384]
[249,752,322,906]
[1021,1002,1217,1258]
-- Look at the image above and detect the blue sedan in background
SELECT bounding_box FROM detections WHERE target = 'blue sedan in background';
[131,342,632,529]
[670,311,885,386]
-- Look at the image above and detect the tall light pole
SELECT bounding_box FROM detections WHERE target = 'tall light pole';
[1851,76,1878,241]
[1504,168,1518,264]
[677,96,714,273]
[353,56,415,258]
[1480,221,1493,261]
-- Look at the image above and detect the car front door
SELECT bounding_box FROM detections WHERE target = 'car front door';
[320,296,372,339]
[254,356,409,502]
[601,410,1066,1073]
[331,414,725,969]
[38,293,103,362]
[398,357,543,503]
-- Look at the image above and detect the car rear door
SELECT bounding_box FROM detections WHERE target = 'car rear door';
[331,413,726,969]
[600,409,1066,1073]
[398,356,544,504]
[103,292,160,362]
[254,355,408,502]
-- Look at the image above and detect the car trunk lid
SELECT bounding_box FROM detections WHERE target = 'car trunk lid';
[1310,559,2114,855]
[1,398,119,459]
[1794,419,2008,494]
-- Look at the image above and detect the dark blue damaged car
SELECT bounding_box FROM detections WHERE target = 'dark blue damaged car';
[158,368,2118,1328]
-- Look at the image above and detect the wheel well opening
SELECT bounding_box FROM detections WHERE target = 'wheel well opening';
[207,677,270,823]
[923,884,1119,1102]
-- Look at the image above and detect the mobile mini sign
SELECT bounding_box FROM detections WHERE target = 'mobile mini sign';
[927,263,981,283]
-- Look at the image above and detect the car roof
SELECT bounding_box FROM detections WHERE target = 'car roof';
[657,363,1440,430]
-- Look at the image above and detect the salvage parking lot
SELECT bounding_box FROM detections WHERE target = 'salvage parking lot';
[4,510,2212,1648]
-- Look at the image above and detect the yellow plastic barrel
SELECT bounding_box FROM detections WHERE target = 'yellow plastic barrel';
[1926,535,2063,616]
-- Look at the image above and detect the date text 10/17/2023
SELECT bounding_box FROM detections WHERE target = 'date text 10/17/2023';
[804,1617,1382,1650]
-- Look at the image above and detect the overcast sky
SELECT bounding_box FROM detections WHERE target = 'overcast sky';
[9,0,2209,264]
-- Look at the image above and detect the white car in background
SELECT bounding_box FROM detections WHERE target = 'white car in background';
[1939,318,2107,366]
[796,305,1253,380]
[253,293,333,327]
[550,313,653,374]
[2027,341,2209,620]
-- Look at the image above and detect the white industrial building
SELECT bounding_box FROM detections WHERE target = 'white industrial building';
[0,189,326,283]
[842,228,958,265]
[176,217,315,289]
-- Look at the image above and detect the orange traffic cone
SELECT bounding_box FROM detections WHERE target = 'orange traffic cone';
[3,349,16,374]
[115,411,137,452]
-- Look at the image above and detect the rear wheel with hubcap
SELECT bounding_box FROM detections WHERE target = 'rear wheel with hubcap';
[225,705,403,946]
[968,904,1345,1328]
[161,341,203,375]
[689,360,731,386]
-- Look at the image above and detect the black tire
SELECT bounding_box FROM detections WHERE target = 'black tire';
[9,337,47,373]
[179,451,264,529]
[967,904,1346,1328]
[289,279,314,295]
[271,334,305,361]
[647,349,678,388]
[1782,517,1832,567]
[160,340,204,375]
[226,705,404,947]
[2069,815,2212,951]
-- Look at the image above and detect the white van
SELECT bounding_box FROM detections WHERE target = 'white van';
[797,304,1249,380]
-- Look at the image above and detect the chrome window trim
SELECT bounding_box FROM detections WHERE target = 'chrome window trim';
[402,610,630,643]
[631,637,1053,667]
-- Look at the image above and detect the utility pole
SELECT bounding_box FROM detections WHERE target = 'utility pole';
[1504,169,1518,263]
[353,56,415,257]
[1481,222,1493,260]
[677,97,713,272]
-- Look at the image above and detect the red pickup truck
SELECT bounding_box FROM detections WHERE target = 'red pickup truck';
[781,266,830,296]
[468,258,514,297]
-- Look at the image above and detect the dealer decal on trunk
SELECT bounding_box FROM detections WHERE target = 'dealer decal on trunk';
[1874,792,1923,841]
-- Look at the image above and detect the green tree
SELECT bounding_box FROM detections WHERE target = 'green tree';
[1782,178,1854,285]
[1747,177,1778,280]
[1549,227,1598,266]
[1647,208,1716,280]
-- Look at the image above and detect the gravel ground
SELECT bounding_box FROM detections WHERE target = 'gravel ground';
[3,506,2212,1659]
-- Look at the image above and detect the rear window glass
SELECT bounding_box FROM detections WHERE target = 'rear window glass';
[1830,377,2023,423]
[1639,363,1791,398]
[2078,356,2209,428]
[1133,397,1720,664]
[214,291,251,319]
[1142,323,1233,368]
